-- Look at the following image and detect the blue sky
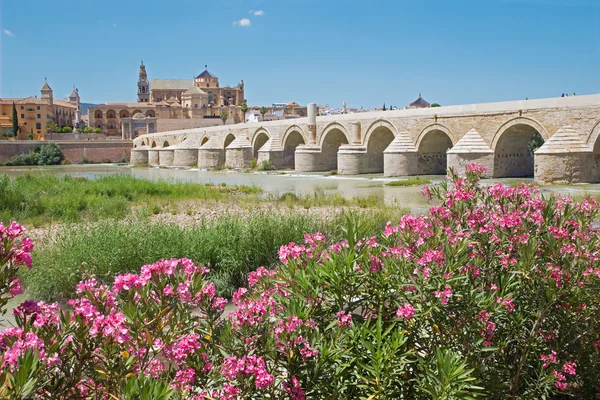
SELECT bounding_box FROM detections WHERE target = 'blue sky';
[0,0,598,109]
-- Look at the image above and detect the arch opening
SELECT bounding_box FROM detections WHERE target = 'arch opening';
[283,131,305,169]
[151,141,157,148]
[106,109,116,119]
[366,126,395,173]
[253,132,269,159]
[201,137,209,146]
[417,130,453,175]
[162,141,170,148]
[146,110,156,117]
[119,110,129,118]
[224,134,235,149]
[494,124,544,178]
[94,110,103,119]
[321,129,349,171]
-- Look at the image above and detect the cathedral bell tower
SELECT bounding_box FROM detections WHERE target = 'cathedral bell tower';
[137,61,150,102]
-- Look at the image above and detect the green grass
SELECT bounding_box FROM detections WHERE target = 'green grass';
[0,173,261,226]
[271,189,389,209]
[385,177,432,187]
[23,209,405,301]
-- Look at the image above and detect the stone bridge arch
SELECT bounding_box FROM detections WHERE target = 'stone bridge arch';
[492,117,548,178]
[282,125,307,169]
[586,120,600,152]
[224,133,236,149]
[364,119,397,173]
[200,135,209,146]
[416,124,455,175]
[251,127,270,159]
[319,122,350,171]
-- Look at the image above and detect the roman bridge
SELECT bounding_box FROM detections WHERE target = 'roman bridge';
[131,94,600,183]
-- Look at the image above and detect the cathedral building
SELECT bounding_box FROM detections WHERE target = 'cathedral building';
[88,62,245,137]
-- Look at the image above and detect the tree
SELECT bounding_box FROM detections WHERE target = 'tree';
[240,102,248,123]
[37,142,64,165]
[46,119,59,133]
[12,103,19,137]
[431,103,441,107]
[260,106,267,121]
[219,111,228,125]
[382,103,387,111]
[28,129,34,140]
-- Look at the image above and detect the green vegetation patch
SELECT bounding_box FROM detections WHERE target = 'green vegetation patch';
[385,177,432,187]
[24,210,404,301]
[0,173,260,225]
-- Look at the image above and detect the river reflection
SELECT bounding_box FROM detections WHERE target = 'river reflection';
[1,164,600,214]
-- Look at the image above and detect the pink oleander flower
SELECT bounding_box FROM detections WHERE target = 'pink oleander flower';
[396,303,415,320]
[562,361,576,376]
[434,285,453,305]
[336,310,352,327]
[8,279,23,297]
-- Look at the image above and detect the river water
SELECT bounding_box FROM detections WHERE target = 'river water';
[2,164,600,214]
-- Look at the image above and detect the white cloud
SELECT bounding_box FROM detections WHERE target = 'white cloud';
[251,10,264,16]
[3,29,15,37]
[233,18,251,27]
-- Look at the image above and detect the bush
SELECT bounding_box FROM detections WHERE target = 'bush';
[36,142,64,165]
[94,128,102,134]
[61,126,73,133]
[4,165,600,398]
[3,151,38,166]
[83,126,93,133]
[258,160,276,171]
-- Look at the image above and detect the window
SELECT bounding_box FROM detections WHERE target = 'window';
[21,114,24,118]
[37,106,40,110]
[36,123,41,129]
[20,106,24,110]
[37,114,41,118]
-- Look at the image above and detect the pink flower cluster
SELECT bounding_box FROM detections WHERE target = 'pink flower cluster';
[221,355,274,390]
[396,303,415,320]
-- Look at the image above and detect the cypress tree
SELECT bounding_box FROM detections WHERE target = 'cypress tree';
[382,103,386,111]
[12,102,19,137]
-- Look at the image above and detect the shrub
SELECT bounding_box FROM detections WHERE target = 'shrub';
[94,128,102,134]
[258,160,276,171]
[83,126,93,133]
[3,165,600,398]
[62,126,73,133]
[3,151,38,166]
[36,142,64,165]
[250,158,258,169]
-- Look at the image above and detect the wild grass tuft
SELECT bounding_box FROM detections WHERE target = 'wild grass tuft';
[23,209,405,301]
[385,177,432,187]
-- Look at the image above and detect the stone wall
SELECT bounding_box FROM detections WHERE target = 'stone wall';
[0,141,132,164]
[45,133,109,141]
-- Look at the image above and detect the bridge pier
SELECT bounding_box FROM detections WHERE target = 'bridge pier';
[173,140,199,167]
[131,146,149,165]
[383,132,419,177]
[197,137,225,168]
[338,145,367,174]
[225,136,253,168]
[534,126,593,183]
[446,129,494,176]
[158,147,175,167]
[148,148,160,166]
[294,145,322,172]
[257,139,284,168]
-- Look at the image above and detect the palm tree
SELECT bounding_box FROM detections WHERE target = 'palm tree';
[240,102,248,124]
[219,111,228,125]
[260,106,267,121]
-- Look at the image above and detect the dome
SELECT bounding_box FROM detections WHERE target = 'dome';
[410,94,430,108]
[133,113,145,119]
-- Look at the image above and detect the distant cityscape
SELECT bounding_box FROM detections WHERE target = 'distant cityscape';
[1,62,436,140]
